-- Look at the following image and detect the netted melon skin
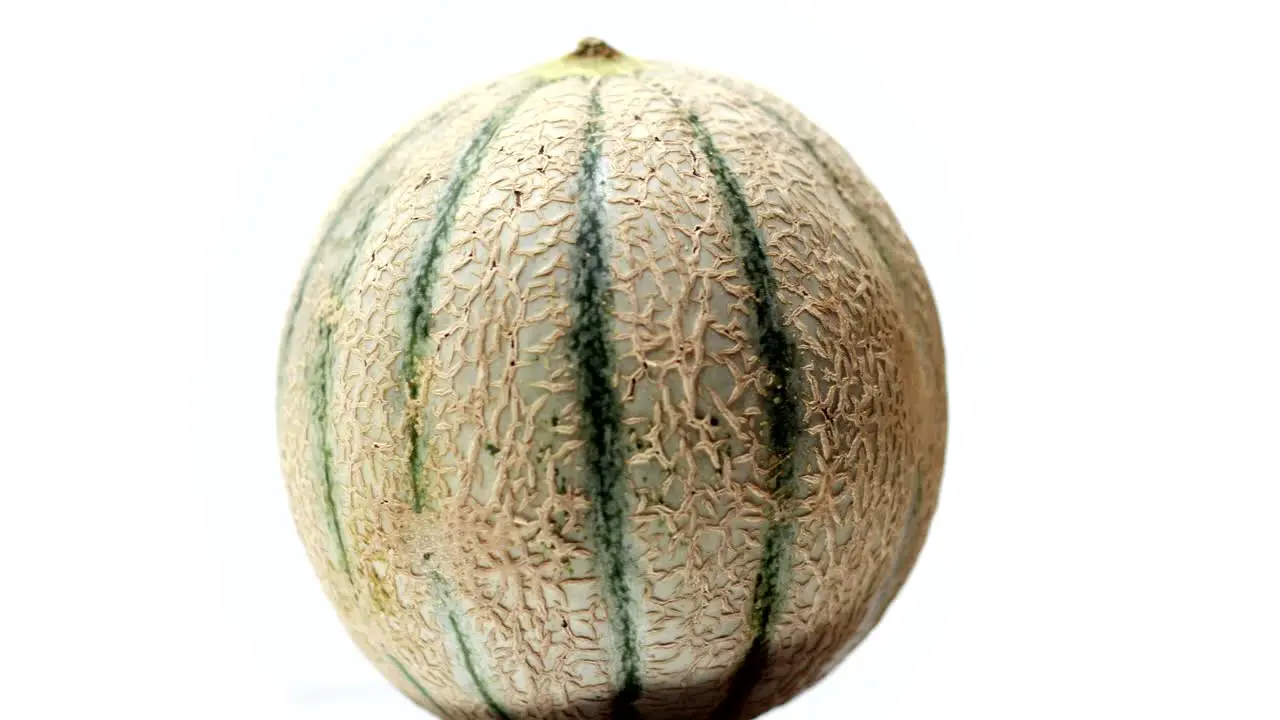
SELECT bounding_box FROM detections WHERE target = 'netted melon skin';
[277,40,945,720]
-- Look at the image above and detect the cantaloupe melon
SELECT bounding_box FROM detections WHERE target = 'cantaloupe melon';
[277,38,946,720]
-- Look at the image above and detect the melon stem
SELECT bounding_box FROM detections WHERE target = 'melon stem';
[529,37,644,78]
[568,37,623,60]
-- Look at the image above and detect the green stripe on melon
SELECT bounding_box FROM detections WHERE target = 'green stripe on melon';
[389,655,448,718]
[309,321,350,576]
[567,76,643,717]
[401,77,556,513]
[686,102,803,720]
[277,89,481,386]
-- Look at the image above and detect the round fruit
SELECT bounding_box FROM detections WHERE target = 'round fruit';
[277,38,946,720]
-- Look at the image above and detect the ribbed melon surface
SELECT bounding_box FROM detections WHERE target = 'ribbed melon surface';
[277,38,946,720]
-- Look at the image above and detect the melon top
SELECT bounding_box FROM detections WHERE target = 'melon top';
[277,37,946,720]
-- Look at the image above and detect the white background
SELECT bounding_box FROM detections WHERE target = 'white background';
[2,1,1277,718]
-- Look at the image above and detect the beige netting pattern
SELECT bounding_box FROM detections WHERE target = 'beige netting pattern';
[278,58,945,720]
